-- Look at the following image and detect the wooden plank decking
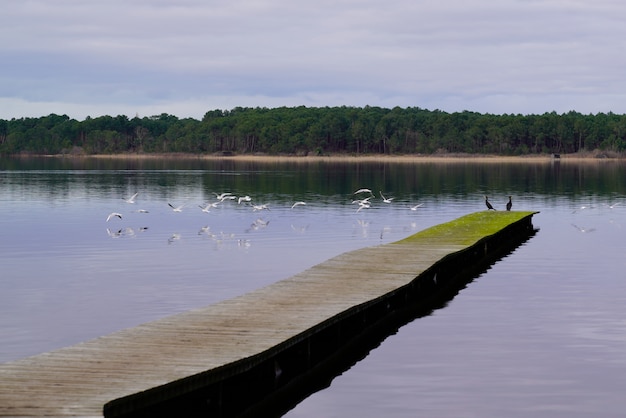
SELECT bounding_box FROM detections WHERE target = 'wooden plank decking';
[0,212,537,417]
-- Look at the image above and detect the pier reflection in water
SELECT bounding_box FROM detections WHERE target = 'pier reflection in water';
[241,224,538,418]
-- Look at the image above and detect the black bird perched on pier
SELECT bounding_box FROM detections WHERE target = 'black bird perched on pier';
[506,196,512,211]
[485,196,495,210]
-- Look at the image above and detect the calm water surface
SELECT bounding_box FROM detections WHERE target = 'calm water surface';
[1,156,625,417]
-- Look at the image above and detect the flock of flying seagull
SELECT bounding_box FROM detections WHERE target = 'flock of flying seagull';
[103,188,430,243]
[105,188,429,225]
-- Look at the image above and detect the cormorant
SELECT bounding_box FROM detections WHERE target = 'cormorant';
[485,196,495,210]
[506,196,512,211]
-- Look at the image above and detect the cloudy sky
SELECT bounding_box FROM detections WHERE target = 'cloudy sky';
[2,0,625,120]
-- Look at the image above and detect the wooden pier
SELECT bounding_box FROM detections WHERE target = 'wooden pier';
[0,211,538,417]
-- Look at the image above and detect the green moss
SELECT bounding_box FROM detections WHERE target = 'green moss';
[394,211,538,246]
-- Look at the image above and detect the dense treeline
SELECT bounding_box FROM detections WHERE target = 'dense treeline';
[1,106,626,156]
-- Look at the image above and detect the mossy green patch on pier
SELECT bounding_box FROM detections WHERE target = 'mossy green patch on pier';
[395,211,538,246]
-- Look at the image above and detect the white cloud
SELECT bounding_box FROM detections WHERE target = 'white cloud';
[2,0,626,120]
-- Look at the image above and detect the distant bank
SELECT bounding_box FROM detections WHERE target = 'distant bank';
[22,151,625,164]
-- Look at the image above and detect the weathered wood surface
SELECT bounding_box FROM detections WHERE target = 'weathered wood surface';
[0,212,536,417]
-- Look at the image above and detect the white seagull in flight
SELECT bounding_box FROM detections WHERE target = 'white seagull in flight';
[106,212,123,222]
[354,188,373,196]
[238,195,252,204]
[380,191,395,203]
[168,203,184,212]
[198,204,213,213]
[215,192,233,201]
[353,198,372,213]
[123,192,138,204]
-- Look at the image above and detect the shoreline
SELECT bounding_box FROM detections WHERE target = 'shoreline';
[27,152,625,164]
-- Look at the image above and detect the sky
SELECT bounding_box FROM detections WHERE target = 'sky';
[2,0,626,121]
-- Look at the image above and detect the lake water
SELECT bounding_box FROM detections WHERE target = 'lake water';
[1,156,625,417]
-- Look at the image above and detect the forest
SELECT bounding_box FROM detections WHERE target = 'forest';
[1,106,626,156]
